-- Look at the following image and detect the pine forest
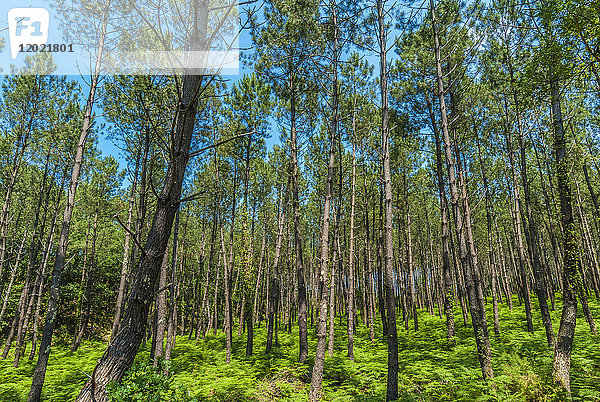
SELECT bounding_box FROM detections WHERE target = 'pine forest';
[0,0,599,400]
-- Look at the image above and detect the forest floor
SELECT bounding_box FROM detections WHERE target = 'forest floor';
[1,297,599,401]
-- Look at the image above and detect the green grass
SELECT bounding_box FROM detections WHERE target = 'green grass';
[1,296,599,401]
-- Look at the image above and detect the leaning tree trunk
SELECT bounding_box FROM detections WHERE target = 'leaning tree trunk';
[28,7,108,399]
[75,7,207,398]
[11,149,52,368]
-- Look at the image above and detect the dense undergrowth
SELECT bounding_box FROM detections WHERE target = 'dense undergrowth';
[1,296,599,401]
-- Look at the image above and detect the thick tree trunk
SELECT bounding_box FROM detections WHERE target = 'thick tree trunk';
[551,78,578,394]
[75,9,206,397]
[377,1,398,398]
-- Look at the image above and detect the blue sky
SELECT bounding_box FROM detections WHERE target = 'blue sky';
[0,0,398,178]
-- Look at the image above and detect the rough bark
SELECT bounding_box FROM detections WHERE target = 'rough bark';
[75,6,206,398]
[377,1,399,398]
[551,78,578,394]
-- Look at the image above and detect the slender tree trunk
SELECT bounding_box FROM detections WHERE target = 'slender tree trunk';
[111,153,141,340]
[475,134,500,335]
[426,94,455,341]
[1,224,31,359]
[11,150,52,367]
[29,171,65,361]
[72,211,99,353]
[133,127,151,266]
[29,8,108,398]
[406,196,418,331]
[363,176,375,342]
[507,60,554,346]
[197,214,215,339]
[0,109,36,280]
[376,190,387,335]
[504,121,534,332]
[267,180,288,353]
[165,211,182,371]
[289,74,309,364]
[253,223,267,326]
[327,224,338,358]
[430,0,492,379]
[347,141,357,359]
[215,154,233,364]
[152,241,170,365]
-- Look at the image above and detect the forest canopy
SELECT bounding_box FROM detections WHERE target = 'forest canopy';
[0,0,599,400]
